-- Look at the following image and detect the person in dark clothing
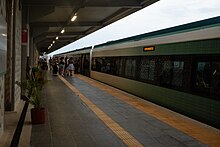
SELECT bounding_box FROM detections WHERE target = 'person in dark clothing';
[59,57,65,76]
[74,60,80,74]
[41,59,48,70]
[52,61,58,75]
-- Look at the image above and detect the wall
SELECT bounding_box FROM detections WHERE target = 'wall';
[0,76,5,135]
[13,0,21,110]
[0,0,7,136]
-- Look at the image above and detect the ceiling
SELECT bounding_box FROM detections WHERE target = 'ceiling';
[22,0,159,54]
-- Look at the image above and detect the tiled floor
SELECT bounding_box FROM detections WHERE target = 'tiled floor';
[76,75,220,146]
[29,74,220,146]
[1,73,220,147]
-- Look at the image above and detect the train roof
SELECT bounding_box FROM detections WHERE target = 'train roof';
[54,16,220,56]
[95,16,220,48]
[67,46,92,55]
[55,46,92,56]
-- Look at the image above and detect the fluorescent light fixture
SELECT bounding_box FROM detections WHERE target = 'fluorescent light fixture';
[1,33,7,37]
[61,28,65,33]
[56,36,59,40]
[71,15,77,22]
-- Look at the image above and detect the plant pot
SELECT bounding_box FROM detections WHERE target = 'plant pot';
[31,107,46,124]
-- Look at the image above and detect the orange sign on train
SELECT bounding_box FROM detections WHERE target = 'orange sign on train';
[143,46,155,51]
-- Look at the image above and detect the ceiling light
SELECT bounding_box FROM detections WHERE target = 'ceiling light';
[61,28,65,34]
[1,33,7,37]
[56,36,59,40]
[53,41,55,44]
[71,15,77,22]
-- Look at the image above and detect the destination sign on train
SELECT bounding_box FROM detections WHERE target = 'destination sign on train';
[143,46,155,51]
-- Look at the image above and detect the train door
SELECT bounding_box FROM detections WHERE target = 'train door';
[80,53,90,77]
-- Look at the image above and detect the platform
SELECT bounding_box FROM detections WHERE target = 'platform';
[2,73,220,147]
[30,73,220,147]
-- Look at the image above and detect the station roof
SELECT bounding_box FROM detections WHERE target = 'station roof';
[22,0,159,54]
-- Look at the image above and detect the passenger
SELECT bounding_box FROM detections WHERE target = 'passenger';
[95,59,101,71]
[49,57,53,70]
[74,60,80,74]
[52,61,58,75]
[84,59,90,76]
[67,57,75,76]
[59,57,65,76]
[64,57,69,76]
[41,59,48,70]
[106,62,111,73]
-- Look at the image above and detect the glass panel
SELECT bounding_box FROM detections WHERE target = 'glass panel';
[105,58,111,73]
[94,58,102,71]
[118,58,124,76]
[160,60,172,85]
[172,61,184,87]
[160,59,184,88]
[210,62,220,96]
[196,62,211,89]
[140,57,155,81]
[149,60,156,81]
[124,57,136,78]
[110,57,118,75]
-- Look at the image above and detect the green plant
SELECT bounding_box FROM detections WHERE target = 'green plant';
[16,67,47,109]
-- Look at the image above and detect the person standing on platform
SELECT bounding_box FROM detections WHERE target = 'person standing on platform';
[49,57,53,71]
[59,57,65,76]
[67,57,75,76]
[52,59,58,75]
[64,57,69,76]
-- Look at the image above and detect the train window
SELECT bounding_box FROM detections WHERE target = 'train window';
[95,57,115,74]
[195,61,220,98]
[92,58,96,70]
[124,57,136,79]
[159,57,184,88]
[172,61,184,87]
[92,54,220,100]
[108,57,118,75]
[107,57,116,75]
[118,57,125,76]
[211,62,220,97]
[160,60,173,86]
[139,57,156,81]
[196,62,211,89]
[92,57,103,72]
[104,58,111,73]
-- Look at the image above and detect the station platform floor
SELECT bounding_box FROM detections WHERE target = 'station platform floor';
[1,72,220,146]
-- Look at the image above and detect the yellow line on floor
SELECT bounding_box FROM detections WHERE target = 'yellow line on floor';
[58,75,144,147]
[76,74,220,147]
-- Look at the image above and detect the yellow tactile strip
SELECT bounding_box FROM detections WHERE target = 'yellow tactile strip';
[58,75,144,147]
[76,74,220,147]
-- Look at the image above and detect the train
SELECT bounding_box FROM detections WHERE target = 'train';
[54,16,220,129]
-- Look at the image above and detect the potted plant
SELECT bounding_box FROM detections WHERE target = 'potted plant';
[16,67,47,124]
